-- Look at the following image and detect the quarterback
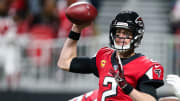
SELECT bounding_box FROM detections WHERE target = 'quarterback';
[58,10,164,101]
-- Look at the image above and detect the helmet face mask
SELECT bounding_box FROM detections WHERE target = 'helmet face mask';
[109,10,144,52]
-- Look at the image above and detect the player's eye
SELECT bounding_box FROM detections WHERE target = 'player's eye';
[116,29,132,35]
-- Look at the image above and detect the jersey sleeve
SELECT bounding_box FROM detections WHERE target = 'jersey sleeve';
[136,64,164,99]
[145,64,164,81]
[69,56,99,77]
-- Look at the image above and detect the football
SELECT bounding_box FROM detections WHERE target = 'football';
[65,2,97,25]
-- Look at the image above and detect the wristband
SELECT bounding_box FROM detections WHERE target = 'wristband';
[68,31,80,40]
[122,83,133,95]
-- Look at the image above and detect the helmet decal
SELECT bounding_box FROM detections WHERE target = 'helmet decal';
[135,16,144,27]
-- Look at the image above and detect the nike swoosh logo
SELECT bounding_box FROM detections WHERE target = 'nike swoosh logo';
[154,65,160,68]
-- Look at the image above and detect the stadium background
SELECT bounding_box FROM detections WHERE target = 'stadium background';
[0,0,180,100]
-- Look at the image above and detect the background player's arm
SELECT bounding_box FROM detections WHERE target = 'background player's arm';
[57,24,89,71]
[166,74,180,99]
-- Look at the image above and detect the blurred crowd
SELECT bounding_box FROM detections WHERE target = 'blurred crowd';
[170,0,180,74]
[170,0,180,35]
[0,0,101,90]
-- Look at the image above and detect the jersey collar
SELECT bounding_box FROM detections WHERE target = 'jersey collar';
[111,51,144,70]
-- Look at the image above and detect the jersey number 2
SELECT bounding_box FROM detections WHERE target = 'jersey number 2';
[101,77,118,101]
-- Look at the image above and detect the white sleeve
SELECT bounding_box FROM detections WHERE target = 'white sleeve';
[166,74,180,99]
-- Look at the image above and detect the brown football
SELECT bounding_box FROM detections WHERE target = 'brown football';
[65,2,98,25]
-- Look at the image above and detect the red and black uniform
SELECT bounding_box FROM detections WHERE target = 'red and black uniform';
[70,47,164,101]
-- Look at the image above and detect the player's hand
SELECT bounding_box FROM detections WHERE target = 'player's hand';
[166,74,180,98]
[115,71,128,88]
[109,69,128,88]
[72,23,92,33]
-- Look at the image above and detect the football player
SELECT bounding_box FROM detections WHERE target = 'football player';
[58,10,164,101]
